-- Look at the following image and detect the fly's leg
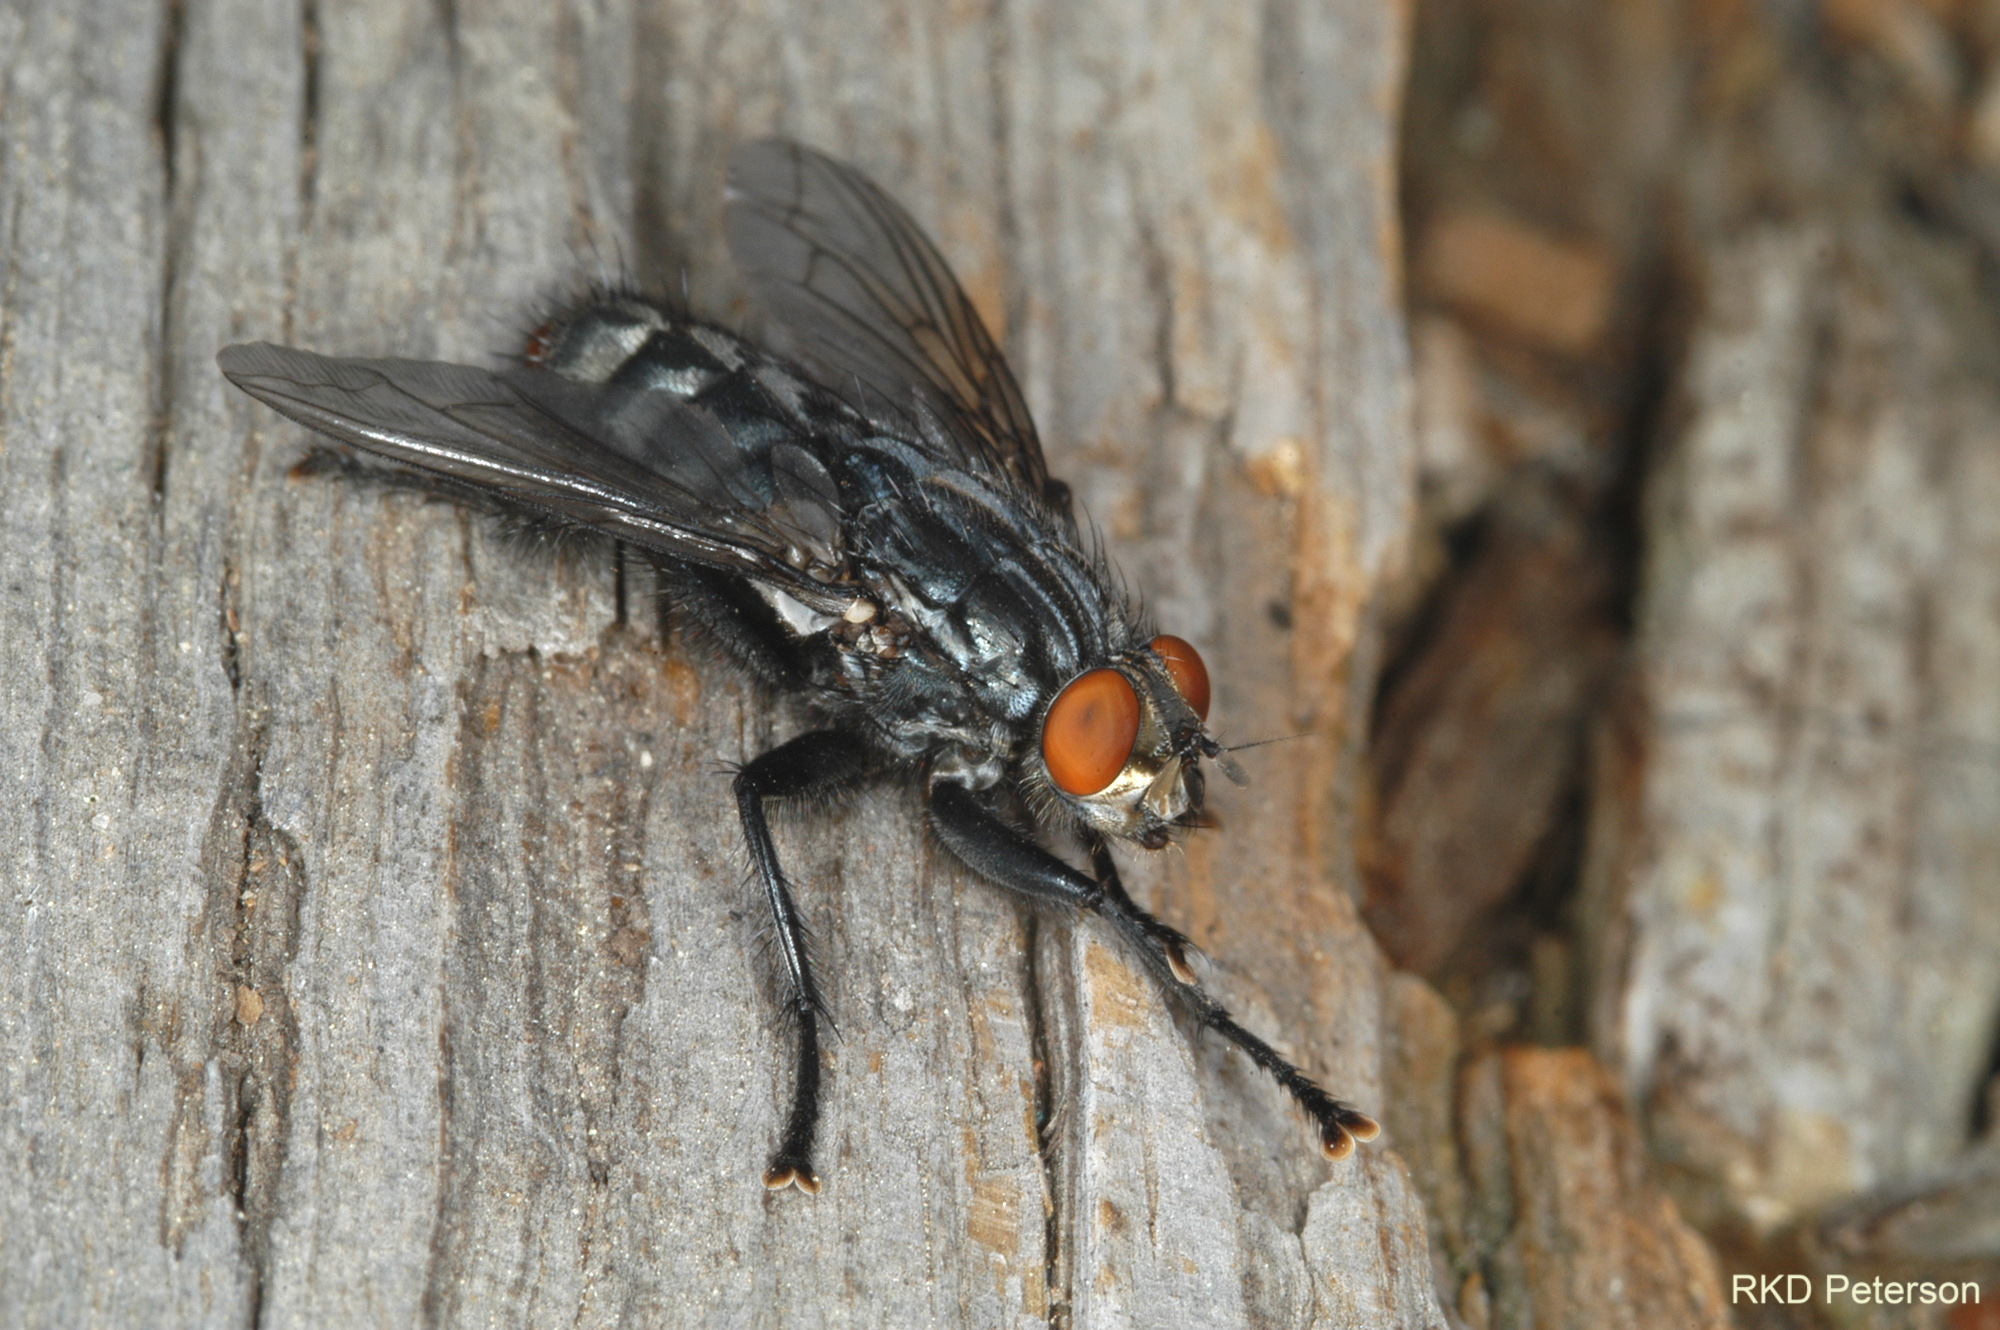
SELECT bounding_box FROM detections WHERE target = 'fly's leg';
[1082,836,1378,1156]
[928,782,1380,1161]
[1087,838,1200,986]
[662,559,808,689]
[735,730,873,1193]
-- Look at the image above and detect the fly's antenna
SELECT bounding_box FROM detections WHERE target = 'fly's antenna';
[573,222,613,292]
[1195,730,1306,786]
[1221,732,1311,754]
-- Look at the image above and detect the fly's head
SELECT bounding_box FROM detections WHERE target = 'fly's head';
[1035,635,1237,849]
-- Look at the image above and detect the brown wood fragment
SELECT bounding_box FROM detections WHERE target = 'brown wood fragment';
[1460,1047,1730,1330]
[1365,476,1621,976]
[1415,210,1617,357]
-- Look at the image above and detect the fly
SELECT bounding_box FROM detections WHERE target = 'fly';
[217,139,1379,1193]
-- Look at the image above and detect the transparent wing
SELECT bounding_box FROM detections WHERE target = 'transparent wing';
[217,341,849,605]
[724,139,1060,507]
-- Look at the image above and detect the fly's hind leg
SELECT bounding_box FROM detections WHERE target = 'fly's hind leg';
[660,560,806,689]
[927,782,1380,1161]
[734,730,874,1193]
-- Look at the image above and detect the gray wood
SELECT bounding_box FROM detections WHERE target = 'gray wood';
[0,0,1441,1325]
[1581,218,2000,1237]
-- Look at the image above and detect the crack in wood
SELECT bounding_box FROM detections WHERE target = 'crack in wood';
[180,707,306,1321]
[1018,908,1065,1322]
[298,0,320,219]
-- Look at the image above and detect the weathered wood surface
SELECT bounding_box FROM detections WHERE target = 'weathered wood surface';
[0,1,1445,1326]
[1582,215,2000,1239]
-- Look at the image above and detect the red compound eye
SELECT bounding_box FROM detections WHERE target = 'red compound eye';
[1150,635,1210,721]
[1042,669,1140,796]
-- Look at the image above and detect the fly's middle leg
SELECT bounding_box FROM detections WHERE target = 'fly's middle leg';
[733,730,872,1193]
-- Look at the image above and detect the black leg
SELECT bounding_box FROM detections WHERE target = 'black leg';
[928,782,1380,1161]
[735,730,874,1192]
[660,559,805,688]
[1087,837,1200,985]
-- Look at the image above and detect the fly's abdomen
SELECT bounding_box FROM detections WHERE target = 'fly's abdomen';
[526,295,855,579]
[528,295,837,444]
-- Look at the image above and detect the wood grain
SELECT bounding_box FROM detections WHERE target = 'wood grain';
[0,1,1441,1325]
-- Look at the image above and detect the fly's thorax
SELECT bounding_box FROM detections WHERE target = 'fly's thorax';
[1033,636,1217,849]
[827,463,1110,732]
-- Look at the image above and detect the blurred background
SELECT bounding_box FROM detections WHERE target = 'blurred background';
[1371,1,2000,1325]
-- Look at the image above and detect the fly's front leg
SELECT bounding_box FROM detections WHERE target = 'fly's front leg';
[735,730,873,1193]
[928,782,1380,1161]
[1086,837,1200,986]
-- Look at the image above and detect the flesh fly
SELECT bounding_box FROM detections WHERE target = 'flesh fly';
[217,140,1379,1192]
